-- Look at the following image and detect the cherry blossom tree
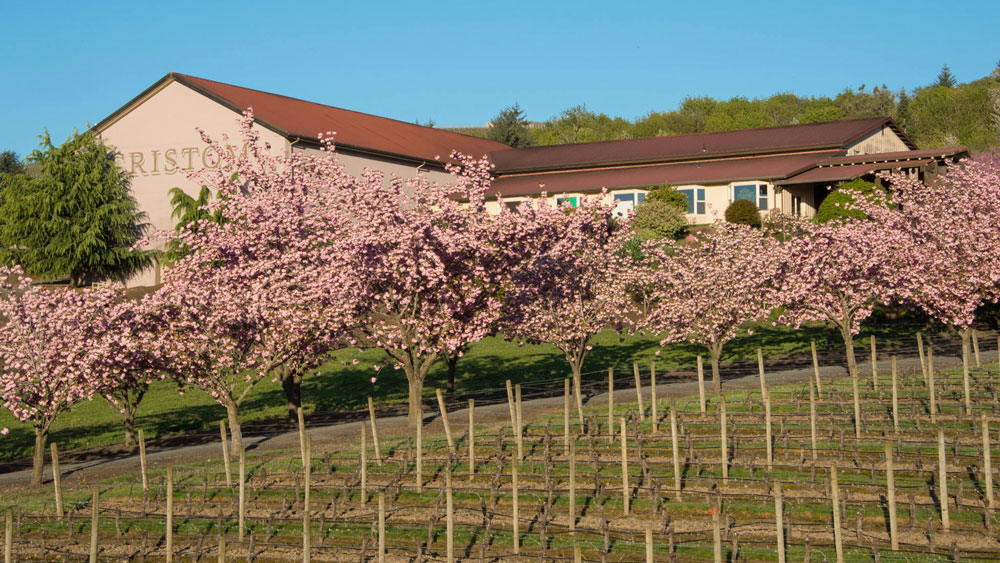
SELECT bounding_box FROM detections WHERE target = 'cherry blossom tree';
[501,195,636,397]
[150,112,356,453]
[776,217,914,380]
[0,266,115,485]
[89,294,164,447]
[335,154,525,425]
[854,159,1000,339]
[640,223,785,392]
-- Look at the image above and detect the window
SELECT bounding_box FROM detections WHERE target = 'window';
[504,200,524,212]
[636,192,646,204]
[556,196,578,208]
[613,193,635,217]
[733,183,769,210]
[677,188,706,214]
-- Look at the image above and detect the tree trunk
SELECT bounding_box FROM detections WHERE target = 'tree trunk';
[842,328,858,379]
[281,371,303,424]
[446,353,459,393]
[32,426,48,487]
[225,402,243,457]
[118,408,137,448]
[408,376,425,426]
[708,341,724,394]
[569,354,586,427]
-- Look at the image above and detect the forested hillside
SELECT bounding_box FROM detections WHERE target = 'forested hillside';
[461,63,1000,151]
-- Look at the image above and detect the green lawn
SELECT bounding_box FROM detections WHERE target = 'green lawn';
[0,318,961,463]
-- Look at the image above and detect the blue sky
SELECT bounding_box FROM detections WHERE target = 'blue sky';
[2,0,998,157]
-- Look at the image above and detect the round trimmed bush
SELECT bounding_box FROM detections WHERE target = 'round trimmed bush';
[632,200,688,240]
[724,199,761,227]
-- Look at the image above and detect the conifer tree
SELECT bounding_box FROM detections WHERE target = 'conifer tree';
[936,64,957,88]
[486,103,534,148]
[0,131,153,286]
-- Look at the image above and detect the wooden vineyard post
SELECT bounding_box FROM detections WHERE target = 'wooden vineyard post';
[928,347,937,423]
[962,337,973,416]
[218,535,226,563]
[973,328,981,367]
[515,384,524,462]
[712,501,722,563]
[870,335,879,390]
[218,422,232,487]
[139,428,150,493]
[564,379,571,454]
[811,340,823,398]
[469,399,476,479]
[238,449,246,540]
[720,395,729,484]
[634,362,646,422]
[764,387,773,471]
[651,361,658,433]
[51,442,63,519]
[303,437,311,563]
[917,332,927,384]
[297,406,307,465]
[512,452,520,555]
[506,379,517,432]
[774,482,785,563]
[809,381,818,462]
[368,397,383,465]
[757,348,767,397]
[608,368,614,443]
[620,417,630,515]
[852,362,862,439]
[697,355,706,414]
[891,357,900,433]
[436,388,456,454]
[569,439,576,532]
[885,441,898,550]
[416,406,423,493]
[938,429,950,531]
[645,524,654,563]
[831,467,844,563]
[378,493,386,563]
[983,413,994,509]
[446,466,454,563]
[166,466,174,563]
[361,425,368,505]
[90,487,99,563]
[4,510,10,563]
[670,404,681,501]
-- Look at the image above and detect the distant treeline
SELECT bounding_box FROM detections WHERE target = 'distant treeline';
[454,64,1000,151]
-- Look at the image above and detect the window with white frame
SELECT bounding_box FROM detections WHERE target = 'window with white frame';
[677,188,706,214]
[732,183,769,210]
[613,193,635,217]
[556,196,579,208]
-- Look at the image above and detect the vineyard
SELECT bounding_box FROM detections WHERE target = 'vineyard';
[1,337,1000,562]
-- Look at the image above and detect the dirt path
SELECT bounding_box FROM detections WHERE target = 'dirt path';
[0,348,992,492]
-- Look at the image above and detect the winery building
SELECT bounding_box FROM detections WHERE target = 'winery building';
[94,73,967,286]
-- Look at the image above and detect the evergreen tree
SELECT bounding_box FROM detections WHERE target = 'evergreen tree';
[163,186,223,264]
[937,65,957,88]
[486,103,533,148]
[0,131,153,286]
[0,150,24,175]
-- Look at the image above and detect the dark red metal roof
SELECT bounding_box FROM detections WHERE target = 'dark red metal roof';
[776,161,930,185]
[172,73,509,164]
[489,117,913,174]
[489,151,844,197]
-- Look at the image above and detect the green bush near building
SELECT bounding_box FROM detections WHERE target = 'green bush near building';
[724,199,762,227]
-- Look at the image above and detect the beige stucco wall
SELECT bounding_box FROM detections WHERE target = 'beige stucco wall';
[98,80,290,286]
[487,181,806,222]
[295,146,455,185]
[99,80,462,287]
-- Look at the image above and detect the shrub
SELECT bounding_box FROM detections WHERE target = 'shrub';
[644,183,688,212]
[815,179,884,223]
[632,200,688,240]
[724,199,761,227]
